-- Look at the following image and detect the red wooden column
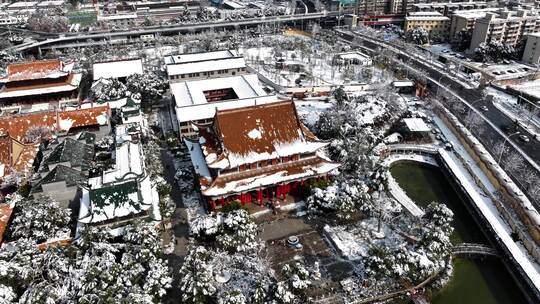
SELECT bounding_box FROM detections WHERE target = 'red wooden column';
[210,200,216,211]
[257,189,263,205]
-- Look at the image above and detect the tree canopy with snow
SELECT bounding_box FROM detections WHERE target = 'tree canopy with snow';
[7,195,71,244]
[0,222,172,303]
[126,72,167,105]
[190,209,259,253]
[408,27,429,45]
[92,78,128,101]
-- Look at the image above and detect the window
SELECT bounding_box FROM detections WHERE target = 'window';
[239,164,245,171]
[250,163,257,170]
[282,156,289,163]
[271,159,278,165]
[260,160,268,167]
[181,74,185,78]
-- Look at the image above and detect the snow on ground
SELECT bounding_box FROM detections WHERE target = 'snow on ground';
[323,218,403,260]
[509,79,540,100]
[294,100,333,127]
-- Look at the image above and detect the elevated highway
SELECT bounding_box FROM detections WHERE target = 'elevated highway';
[5,12,338,53]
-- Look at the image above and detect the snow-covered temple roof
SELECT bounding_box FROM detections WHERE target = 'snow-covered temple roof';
[0,202,15,244]
[200,101,329,170]
[0,73,82,99]
[0,105,109,142]
[79,176,158,225]
[0,59,73,83]
[0,106,109,179]
[92,58,144,81]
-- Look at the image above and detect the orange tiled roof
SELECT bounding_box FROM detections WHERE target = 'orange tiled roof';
[0,106,109,142]
[0,203,14,244]
[2,73,77,93]
[209,101,313,158]
[0,106,109,179]
[3,59,64,82]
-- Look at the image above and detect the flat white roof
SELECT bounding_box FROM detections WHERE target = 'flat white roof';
[223,0,245,9]
[404,118,430,132]
[93,59,143,81]
[165,50,239,65]
[393,81,414,87]
[175,95,281,123]
[8,2,38,8]
[338,52,371,61]
[172,74,266,108]
[167,57,246,76]
[37,0,65,7]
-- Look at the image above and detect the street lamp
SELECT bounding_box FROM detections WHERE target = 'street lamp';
[498,131,520,164]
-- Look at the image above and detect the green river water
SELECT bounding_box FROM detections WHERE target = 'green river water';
[390,161,528,304]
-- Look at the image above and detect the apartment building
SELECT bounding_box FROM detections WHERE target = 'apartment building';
[522,33,540,64]
[411,1,491,16]
[404,12,451,39]
[469,9,540,51]
[449,8,499,38]
[403,0,494,14]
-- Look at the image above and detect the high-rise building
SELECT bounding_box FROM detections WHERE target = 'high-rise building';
[469,9,540,51]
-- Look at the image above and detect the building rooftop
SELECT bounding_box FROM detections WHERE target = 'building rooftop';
[200,101,328,170]
[0,73,82,99]
[41,138,95,172]
[166,57,246,76]
[92,58,144,81]
[165,50,239,65]
[0,202,15,245]
[31,164,88,194]
[172,74,266,108]
[0,59,73,83]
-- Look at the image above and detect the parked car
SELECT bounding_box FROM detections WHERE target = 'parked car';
[519,135,530,142]
[480,106,489,112]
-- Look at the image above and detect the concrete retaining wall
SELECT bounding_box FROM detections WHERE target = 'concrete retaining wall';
[438,107,540,262]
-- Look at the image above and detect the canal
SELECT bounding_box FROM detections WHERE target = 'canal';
[390,161,527,304]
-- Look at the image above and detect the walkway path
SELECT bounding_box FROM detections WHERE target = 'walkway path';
[387,173,425,217]
[259,217,312,241]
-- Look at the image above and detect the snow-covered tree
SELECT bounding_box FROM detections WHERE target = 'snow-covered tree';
[307,179,372,220]
[92,78,128,101]
[474,41,515,63]
[23,126,51,144]
[178,245,217,303]
[0,221,171,303]
[27,10,69,33]
[216,209,258,252]
[7,195,71,243]
[190,209,259,253]
[408,27,429,45]
[126,72,167,105]
[273,262,312,303]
